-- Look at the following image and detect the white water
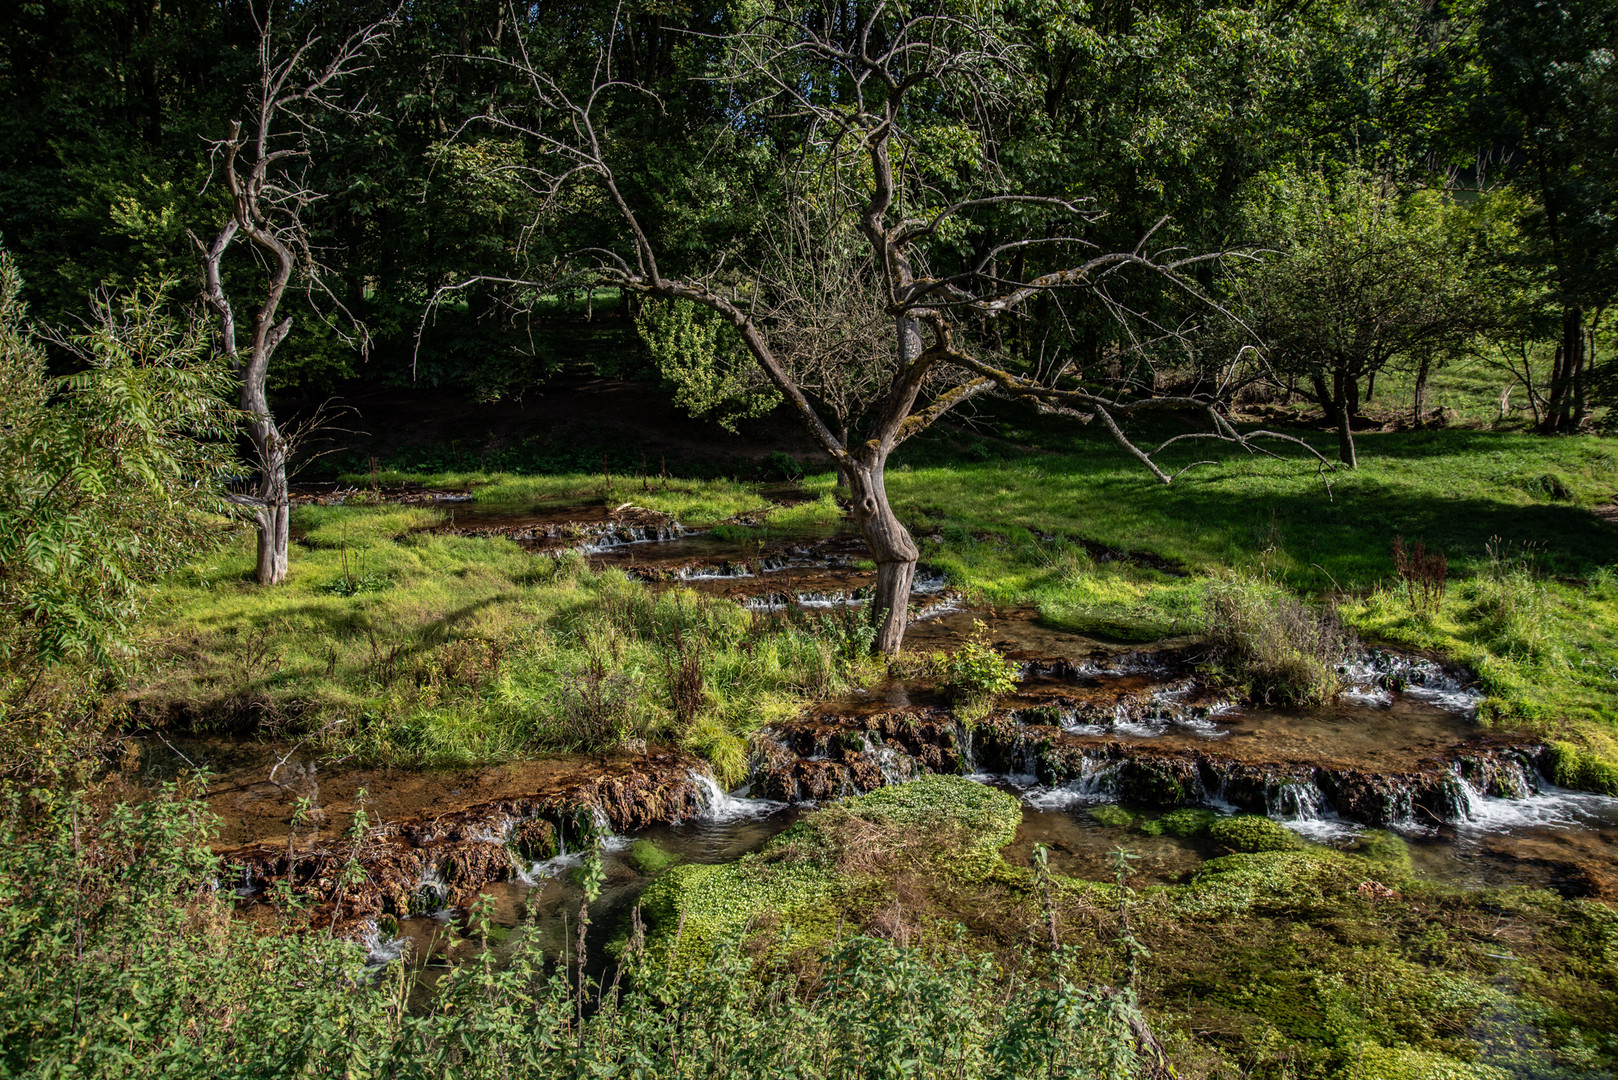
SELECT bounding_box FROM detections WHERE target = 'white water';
[1265,779,1362,841]
[689,772,787,822]
[1337,650,1483,714]
[1007,757,1121,810]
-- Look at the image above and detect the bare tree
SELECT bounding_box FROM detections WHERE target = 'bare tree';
[432,3,1327,653]
[191,8,392,585]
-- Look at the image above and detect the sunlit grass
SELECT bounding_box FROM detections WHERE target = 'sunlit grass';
[138,505,876,778]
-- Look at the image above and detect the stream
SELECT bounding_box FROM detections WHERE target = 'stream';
[147,487,1618,963]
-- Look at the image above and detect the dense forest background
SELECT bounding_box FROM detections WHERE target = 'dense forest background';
[2,0,1612,427]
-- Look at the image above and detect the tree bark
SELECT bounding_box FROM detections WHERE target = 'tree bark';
[1332,368,1358,468]
[1413,356,1431,428]
[846,453,919,655]
[247,413,291,585]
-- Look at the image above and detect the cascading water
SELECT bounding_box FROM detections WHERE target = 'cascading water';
[1337,650,1483,714]
[858,734,921,786]
[1265,778,1356,840]
[1019,754,1121,810]
[688,771,786,822]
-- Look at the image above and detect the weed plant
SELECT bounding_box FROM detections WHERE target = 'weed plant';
[0,786,1145,1080]
[1203,578,1352,705]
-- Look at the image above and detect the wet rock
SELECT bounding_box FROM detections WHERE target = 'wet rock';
[217,750,709,935]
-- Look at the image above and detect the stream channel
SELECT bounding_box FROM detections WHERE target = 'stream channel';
[144,488,1618,967]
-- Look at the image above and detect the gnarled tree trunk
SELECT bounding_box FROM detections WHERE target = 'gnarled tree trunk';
[845,452,919,655]
[246,412,291,586]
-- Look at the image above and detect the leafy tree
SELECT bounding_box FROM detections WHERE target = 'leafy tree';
[1235,171,1503,466]
[1479,0,1618,432]
[439,1,1333,654]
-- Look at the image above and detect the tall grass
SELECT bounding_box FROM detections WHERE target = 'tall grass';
[1203,578,1353,706]
[137,506,874,778]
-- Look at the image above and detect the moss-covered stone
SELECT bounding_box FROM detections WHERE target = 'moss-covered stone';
[779,775,1022,861]
[1087,804,1135,828]
[640,776,1021,971]
[627,838,680,876]
[1139,807,1221,837]
[1207,814,1307,854]
[638,859,834,970]
[1348,829,1413,873]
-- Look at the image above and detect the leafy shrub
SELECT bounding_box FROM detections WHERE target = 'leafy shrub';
[1207,814,1306,854]
[763,450,804,480]
[935,620,1020,703]
[1204,578,1352,705]
[556,651,642,752]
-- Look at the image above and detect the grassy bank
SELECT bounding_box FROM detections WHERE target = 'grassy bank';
[136,503,873,779]
[138,397,1618,783]
[845,416,1618,780]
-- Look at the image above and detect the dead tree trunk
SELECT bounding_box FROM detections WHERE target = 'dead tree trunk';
[193,16,389,585]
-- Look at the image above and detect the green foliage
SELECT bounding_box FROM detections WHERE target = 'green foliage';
[0,782,1151,1080]
[1088,805,1136,828]
[636,298,780,432]
[1139,808,1221,838]
[1207,814,1307,854]
[627,838,680,876]
[0,253,236,674]
[1549,742,1618,797]
[934,620,1020,702]
[1204,578,1350,705]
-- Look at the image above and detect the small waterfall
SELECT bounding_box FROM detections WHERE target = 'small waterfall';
[689,771,786,821]
[581,521,687,553]
[1266,779,1355,840]
[233,866,260,898]
[412,867,450,914]
[1337,649,1483,714]
[1021,753,1119,809]
[1380,785,1421,833]
[953,720,979,774]
[858,733,921,785]
[361,918,408,965]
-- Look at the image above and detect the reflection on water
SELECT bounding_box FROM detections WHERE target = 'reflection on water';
[385,805,805,972]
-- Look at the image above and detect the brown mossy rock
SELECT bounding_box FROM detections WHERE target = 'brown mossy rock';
[218,750,707,936]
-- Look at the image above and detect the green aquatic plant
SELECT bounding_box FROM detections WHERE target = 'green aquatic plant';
[1207,814,1307,854]
[1088,805,1136,828]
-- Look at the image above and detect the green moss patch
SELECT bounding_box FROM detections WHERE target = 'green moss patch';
[1208,815,1308,854]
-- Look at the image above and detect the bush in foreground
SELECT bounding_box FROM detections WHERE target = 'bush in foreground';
[1,784,1142,1080]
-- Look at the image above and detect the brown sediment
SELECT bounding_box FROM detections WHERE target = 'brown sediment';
[210,749,710,934]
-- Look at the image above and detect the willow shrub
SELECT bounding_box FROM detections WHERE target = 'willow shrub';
[2,787,1143,1080]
